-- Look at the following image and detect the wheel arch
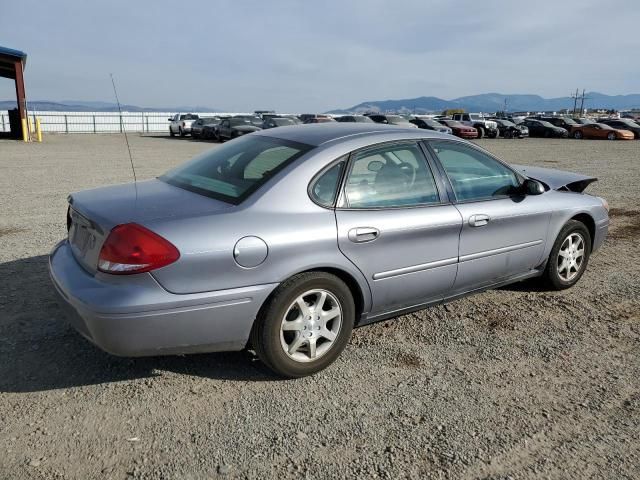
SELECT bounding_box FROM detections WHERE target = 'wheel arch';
[570,212,596,248]
[255,266,369,330]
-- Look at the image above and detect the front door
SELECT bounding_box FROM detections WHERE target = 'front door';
[335,141,462,314]
[427,140,552,295]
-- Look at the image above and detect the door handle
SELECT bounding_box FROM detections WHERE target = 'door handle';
[469,214,490,227]
[348,227,380,243]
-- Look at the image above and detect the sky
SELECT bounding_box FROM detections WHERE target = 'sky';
[2,0,640,112]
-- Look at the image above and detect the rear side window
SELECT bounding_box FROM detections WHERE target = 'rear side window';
[161,136,312,204]
[310,160,345,207]
[430,141,520,202]
[344,143,440,208]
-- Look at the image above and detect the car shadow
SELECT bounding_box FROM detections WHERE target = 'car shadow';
[0,255,277,393]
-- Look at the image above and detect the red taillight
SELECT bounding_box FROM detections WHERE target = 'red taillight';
[98,223,179,275]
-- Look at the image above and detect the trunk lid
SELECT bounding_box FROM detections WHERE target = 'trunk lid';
[67,179,233,273]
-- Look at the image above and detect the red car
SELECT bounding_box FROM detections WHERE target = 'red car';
[437,119,478,139]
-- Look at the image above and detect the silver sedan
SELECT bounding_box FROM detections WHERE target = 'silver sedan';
[50,123,609,377]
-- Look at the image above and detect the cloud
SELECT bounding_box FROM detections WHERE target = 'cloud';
[1,0,639,111]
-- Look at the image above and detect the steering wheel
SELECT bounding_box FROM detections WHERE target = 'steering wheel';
[398,162,416,185]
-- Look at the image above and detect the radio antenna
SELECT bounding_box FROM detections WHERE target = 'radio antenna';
[110,73,137,183]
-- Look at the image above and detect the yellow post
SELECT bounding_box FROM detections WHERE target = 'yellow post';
[36,118,42,142]
[21,118,28,142]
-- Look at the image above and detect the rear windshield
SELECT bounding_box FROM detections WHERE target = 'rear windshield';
[160,136,313,204]
[180,114,199,120]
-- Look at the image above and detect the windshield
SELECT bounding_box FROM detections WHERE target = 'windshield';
[538,121,555,128]
[160,136,313,204]
[354,116,374,123]
[595,123,613,130]
[618,119,639,127]
[202,117,219,124]
[230,118,252,127]
[424,119,443,128]
[273,118,295,126]
[469,114,482,120]
[180,114,199,120]
[386,115,410,124]
[500,120,515,127]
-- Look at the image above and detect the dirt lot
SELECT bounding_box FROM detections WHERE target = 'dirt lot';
[0,134,639,479]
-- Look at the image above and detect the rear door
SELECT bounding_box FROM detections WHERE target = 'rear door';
[335,141,462,314]
[427,140,552,295]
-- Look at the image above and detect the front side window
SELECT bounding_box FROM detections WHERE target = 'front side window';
[430,141,520,202]
[344,143,440,208]
[161,136,312,204]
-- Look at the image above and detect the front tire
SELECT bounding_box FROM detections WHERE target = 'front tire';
[573,130,583,139]
[541,220,591,290]
[179,127,185,137]
[250,272,355,378]
[476,126,485,139]
[607,132,616,140]
[169,128,175,137]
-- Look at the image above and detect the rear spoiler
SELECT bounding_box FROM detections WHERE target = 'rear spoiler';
[512,164,597,193]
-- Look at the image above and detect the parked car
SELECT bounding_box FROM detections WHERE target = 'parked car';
[521,119,569,138]
[304,117,336,124]
[282,115,302,125]
[262,117,298,129]
[539,116,580,132]
[191,117,220,139]
[597,118,640,139]
[437,119,478,139]
[366,114,418,128]
[336,115,374,123]
[570,123,635,140]
[234,115,264,128]
[409,117,452,134]
[216,117,262,141]
[169,113,199,137]
[451,113,498,138]
[493,119,529,138]
[51,123,609,377]
[201,117,227,140]
[299,114,333,123]
[573,118,596,125]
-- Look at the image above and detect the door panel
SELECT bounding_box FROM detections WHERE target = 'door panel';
[335,141,462,313]
[428,139,552,294]
[452,196,551,292]
[336,206,462,312]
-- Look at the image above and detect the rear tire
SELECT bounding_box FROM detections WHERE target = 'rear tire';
[541,220,591,290]
[573,130,583,139]
[607,132,616,140]
[179,127,185,137]
[250,272,355,378]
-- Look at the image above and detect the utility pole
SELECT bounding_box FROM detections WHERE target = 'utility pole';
[571,88,579,116]
[579,89,590,115]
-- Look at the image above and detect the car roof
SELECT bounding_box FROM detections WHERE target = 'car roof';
[253,123,450,146]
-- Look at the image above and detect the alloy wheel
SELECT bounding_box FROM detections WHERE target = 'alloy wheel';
[280,289,342,363]
[557,232,586,282]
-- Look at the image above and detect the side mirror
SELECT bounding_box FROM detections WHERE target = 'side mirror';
[522,178,545,195]
[168,118,173,121]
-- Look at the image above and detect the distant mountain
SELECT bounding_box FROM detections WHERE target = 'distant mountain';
[0,100,220,112]
[327,92,640,114]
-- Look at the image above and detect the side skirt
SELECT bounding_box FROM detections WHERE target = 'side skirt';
[356,268,544,327]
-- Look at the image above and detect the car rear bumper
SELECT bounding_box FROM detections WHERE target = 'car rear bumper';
[49,240,278,357]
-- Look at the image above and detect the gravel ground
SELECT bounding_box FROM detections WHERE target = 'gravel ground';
[0,134,639,480]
